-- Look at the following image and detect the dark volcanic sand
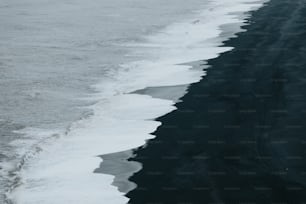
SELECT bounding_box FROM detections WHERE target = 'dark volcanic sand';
[127,0,306,203]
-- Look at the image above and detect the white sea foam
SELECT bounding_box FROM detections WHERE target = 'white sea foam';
[9,94,174,204]
[7,0,268,203]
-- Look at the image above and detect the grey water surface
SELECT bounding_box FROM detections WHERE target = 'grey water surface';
[0,0,208,201]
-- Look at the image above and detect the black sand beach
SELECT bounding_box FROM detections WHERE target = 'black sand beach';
[127,0,306,203]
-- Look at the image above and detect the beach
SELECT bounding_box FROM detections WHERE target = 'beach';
[128,0,306,203]
[1,0,265,202]
[4,0,303,203]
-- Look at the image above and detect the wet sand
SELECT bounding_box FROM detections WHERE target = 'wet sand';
[96,151,141,193]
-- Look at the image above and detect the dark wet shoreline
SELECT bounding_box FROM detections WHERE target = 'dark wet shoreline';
[127,0,306,203]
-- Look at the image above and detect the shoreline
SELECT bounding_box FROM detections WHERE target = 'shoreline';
[3,0,268,203]
[128,0,306,203]
[96,0,268,199]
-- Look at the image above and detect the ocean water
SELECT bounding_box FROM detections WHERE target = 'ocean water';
[0,0,267,203]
